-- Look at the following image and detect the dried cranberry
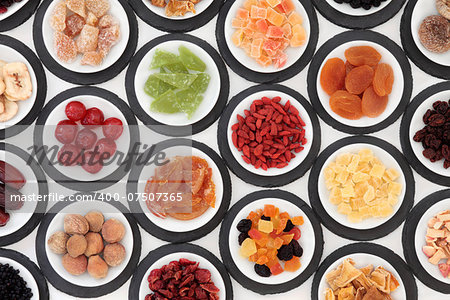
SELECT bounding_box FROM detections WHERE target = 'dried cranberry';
[423,109,434,124]
[423,148,436,159]
[443,145,450,160]
[428,114,446,127]
[413,128,427,142]
[444,160,450,169]
[65,101,87,121]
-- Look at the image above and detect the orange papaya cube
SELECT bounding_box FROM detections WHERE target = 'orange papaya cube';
[250,5,267,19]
[263,39,281,53]
[255,236,269,247]
[266,7,284,26]
[257,54,272,67]
[282,23,292,38]
[231,29,245,46]
[243,0,258,10]
[266,0,281,7]
[263,204,276,218]
[258,0,270,8]
[266,257,279,267]
[248,228,263,240]
[278,37,289,50]
[250,38,263,58]
[276,218,288,234]
[274,237,284,249]
[281,0,295,14]
[287,11,302,26]
[236,8,250,20]
[274,3,285,13]
[292,216,304,225]
[280,233,294,245]
[257,248,268,255]
[249,253,258,262]
[273,50,288,68]
[256,19,268,33]
[284,256,301,272]
[270,262,284,275]
[242,36,252,54]
[290,25,307,47]
[266,237,275,249]
[256,256,269,265]
[253,32,266,40]
[266,248,278,260]
[232,18,249,28]
[243,21,257,37]
[266,25,284,38]
[279,212,290,219]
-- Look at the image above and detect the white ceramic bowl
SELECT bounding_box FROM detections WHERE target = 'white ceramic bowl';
[0,256,40,299]
[141,0,213,19]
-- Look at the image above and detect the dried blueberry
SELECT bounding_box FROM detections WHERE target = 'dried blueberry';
[283,219,295,232]
[238,232,249,245]
[260,215,271,221]
[277,244,293,261]
[290,240,304,257]
[236,219,252,233]
[254,264,271,277]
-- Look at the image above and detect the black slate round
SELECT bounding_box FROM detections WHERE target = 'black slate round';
[129,243,233,299]
[400,0,450,80]
[219,189,324,295]
[35,194,142,298]
[0,248,49,300]
[32,0,138,85]
[215,0,319,83]
[127,138,232,243]
[33,86,139,192]
[311,242,418,300]
[129,0,223,33]
[0,34,47,139]
[312,0,406,29]
[217,84,321,187]
[308,135,415,241]
[307,30,413,134]
[0,0,41,32]
[402,189,450,294]
[0,143,48,247]
[400,81,450,187]
[125,33,229,137]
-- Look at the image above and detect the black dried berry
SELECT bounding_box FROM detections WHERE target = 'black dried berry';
[261,215,271,221]
[254,264,271,277]
[236,219,252,233]
[238,232,249,245]
[283,219,295,232]
[277,244,293,261]
[290,240,304,257]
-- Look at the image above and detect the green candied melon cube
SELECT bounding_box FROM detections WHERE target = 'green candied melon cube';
[190,73,210,94]
[150,89,180,113]
[144,74,174,98]
[163,62,189,74]
[150,49,180,69]
[176,89,204,119]
[154,73,198,89]
[179,45,206,72]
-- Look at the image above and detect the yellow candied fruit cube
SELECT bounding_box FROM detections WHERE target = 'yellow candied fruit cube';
[348,211,363,223]
[369,177,382,189]
[350,197,365,211]
[290,25,306,47]
[388,182,402,195]
[363,185,375,203]
[385,168,400,181]
[352,171,370,183]
[367,197,383,207]
[324,167,335,182]
[329,187,343,205]
[359,206,371,218]
[335,170,350,184]
[355,181,369,197]
[243,0,258,10]
[325,178,339,190]
[358,149,374,162]
[347,155,360,173]
[231,29,245,46]
[336,153,353,166]
[369,206,381,217]
[266,0,281,7]
[337,203,352,215]
[267,7,284,26]
[342,197,350,203]
[370,157,383,166]
[240,238,257,257]
[341,184,355,198]
[370,164,386,178]
[375,186,388,198]
[287,11,303,26]
[258,219,274,233]
[379,201,393,217]
[357,162,371,173]
[388,193,399,206]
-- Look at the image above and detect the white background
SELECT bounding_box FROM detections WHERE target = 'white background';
[2,1,449,299]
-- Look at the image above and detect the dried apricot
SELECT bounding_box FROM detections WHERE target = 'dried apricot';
[373,63,394,97]
[320,58,346,96]
[344,46,381,67]
[329,90,363,120]
[345,60,355,75]
[345,65,374,95]
[361,86,388,118]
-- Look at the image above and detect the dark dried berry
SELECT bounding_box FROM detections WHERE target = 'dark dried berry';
[436,101,449,115]
[236,219,252,233]
[443,145,450,160]
[238,232,249,245]
[423,148,436,159]
[283,219,295,232]
[413,128,427,142]
[289,240,304,257]
[444,160,450,169]
[260,215,271,221]
[423,109,434,124]
[254,264,271,277]
[277,244,293,261]
[429,114,446,127]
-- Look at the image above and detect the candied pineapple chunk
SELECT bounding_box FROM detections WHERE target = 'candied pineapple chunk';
[363,185,375,203]
[385,168,400,181]
[335,170,349,184]
[388,182,402,195]
[358,148,374,162]
[330,187,342,205]
[341,184,355,198]
[336,153,352,165]
[348,211,362,223]
[352,171,370,183]
[347,155,360,173]
[338,203,352,215]
[369,164,385,178]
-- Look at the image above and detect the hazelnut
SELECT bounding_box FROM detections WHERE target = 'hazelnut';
[85,211,104,232]
[101,219,125,243]
[47,231,69,254]
[64,214,89,235]
[62,254,87,276]
[103,243,126,267]
[87,255,108,279]
[67,234,87,258]
[84,232,104,257]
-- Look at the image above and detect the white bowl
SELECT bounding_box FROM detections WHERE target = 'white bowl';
[325,0,391,17]
[0,256,40,300]
[141,0,214,19]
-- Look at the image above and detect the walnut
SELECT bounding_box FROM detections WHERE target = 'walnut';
[64,214,89,235]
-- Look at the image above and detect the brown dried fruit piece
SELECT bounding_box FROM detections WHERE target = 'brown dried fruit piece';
[66,0,86,18]
[87,255,109,279]
[86,12,98,26]
[362,86,389,118]
[373,63,394,97]
[98,15,117,28]
[62,253,87,276]
[84,211,104,232]
[64,214,89,235]
[418,15,450,53]
[320,58,346,96]
[84,232,104,257]
[330,90,363,120]
[85,0,110,18]
[54,32,78,63]
[81,52,104,66]
[101,218,125,243]
[166,0,195,17]
[47,231,69,254]
[76,25,99,53]
[345,65,374,95]
[344,46,382,67]
[103,243,126,267]
[345,60,355,75]
[64,14,86,38]
[97,24,120,56]
[50,1,66,32]
[67,234,87,258]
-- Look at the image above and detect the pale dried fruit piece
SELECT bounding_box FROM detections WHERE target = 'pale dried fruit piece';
[418,15,450,53]
[85,0,110,18]
[87,255,109,279]
[81,51,104,66]
[97,24,120,56]
[2,62,33,101]
[84,211,104,232]
[64,13,86,38]
[76,25,99,53]
[84,232,104,257]
[47,231,69,254]
[66,234,87,258]
[103,243,126,267]
[166,0,195,17]
[86,12,98,26]
[98,14,117,28]
[436,0,450,20]
[50,1,67,32]
[0,95,18,122]
[0,60,6,80]
[54,31,78,63]
[101,218,125,243]
[0,98,4,114]
[62,253,87,276]
[64,214,89,235]
[66,0,86,18]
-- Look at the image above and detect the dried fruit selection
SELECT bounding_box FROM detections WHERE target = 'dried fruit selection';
[0,160,26,227]
[0,60,33,122]
[320,46,395,120]
[231,96,307,170]
[231,0,307,68]
[0,0,24,15]
[436,0,450,20]
[145,258,220,299]
[47,211,127,279]
[145,47,210,119]
[421,210,450,278]
[145,156,216,220]
[418,0,450,54]
[50,0,121,66]
[323,149,403,223]
[332,0,387,10]
[149,0,201,17]
[237,204,304,277]
[55,101,124,174]
[324,258,400,300]
[0,263,33,300]
[413,99,450,169]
